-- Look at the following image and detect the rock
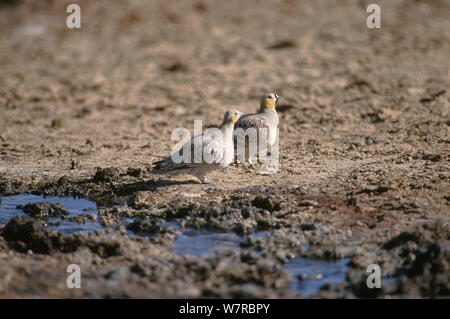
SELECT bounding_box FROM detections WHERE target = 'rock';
[411,201,420,209]
[57,176,70,186]
[300,223,316,231]
[69,214,89,224]
[267,39,298,50]
[251,196,281,212]
[51,118,62,128]
[127,167,143,179]
[127,216,171,234]
[17,202,69,219]
[2,216,53,253]
[298,200,318,207]
[161,61,188,72]
[93,167,119,183]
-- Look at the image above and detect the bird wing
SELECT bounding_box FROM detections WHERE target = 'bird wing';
[152,129,224,171]
[234,114,269,143]
[193,129,224,164]
[234,113,269,130]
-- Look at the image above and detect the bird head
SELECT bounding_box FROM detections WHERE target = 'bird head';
[260,93,279,111]
[222,109,243,126]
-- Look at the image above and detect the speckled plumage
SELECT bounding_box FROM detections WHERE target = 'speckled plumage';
[234,93,279,162]
[151,109,242,183]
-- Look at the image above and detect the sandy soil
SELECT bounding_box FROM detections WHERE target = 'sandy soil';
[0,0,449,298]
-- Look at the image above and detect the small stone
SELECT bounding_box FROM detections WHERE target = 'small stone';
[299,200,318,207]
[127,167,143,179]
[411,201,420,208]
[301,223,316,231]
[252,196,281,212]
[51,118,62,128]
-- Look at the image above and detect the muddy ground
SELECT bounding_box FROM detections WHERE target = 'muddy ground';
[0,0,449,298]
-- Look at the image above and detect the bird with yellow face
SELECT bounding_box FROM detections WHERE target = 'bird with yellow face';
[151,109,243,183]
[234,93,279,163]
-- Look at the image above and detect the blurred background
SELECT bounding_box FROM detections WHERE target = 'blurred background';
[0,0,448,194]
[0,1,448,170]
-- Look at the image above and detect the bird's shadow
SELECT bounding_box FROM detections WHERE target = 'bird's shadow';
[115,177,200,196]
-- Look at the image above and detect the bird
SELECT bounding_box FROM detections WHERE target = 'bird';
[151,109,243,183]
[234,93,279,164]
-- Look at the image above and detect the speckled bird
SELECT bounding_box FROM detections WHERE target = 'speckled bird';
[234,93,279,163]
[151,109,243,183]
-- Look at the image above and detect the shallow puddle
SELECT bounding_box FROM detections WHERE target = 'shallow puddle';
[285,257,351,296]
[0,193,102,234]
[1,194,352,296]
[172,228,243,257]
[170,228,351,296]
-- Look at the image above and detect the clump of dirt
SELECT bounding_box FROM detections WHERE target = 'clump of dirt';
[2,216,55,254]
[2,215,125,257]
[383,222,450,297]
[317,221,450,298]
[127,216,176,234]
[93,167,120,184]
[69,213,97,224]
[17,202,69,219]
